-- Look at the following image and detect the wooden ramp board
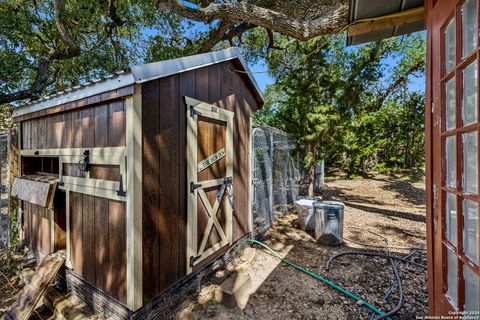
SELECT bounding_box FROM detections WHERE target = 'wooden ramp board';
[6,253,65,320]
[11,175,57,208]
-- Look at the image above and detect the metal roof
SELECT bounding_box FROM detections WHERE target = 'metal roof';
[12,47,264,118]
[348,0,424,45]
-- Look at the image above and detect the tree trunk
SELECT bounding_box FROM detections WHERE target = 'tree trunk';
[307,142,317,197]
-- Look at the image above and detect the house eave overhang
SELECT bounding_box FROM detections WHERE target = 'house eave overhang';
[347,0,425,45]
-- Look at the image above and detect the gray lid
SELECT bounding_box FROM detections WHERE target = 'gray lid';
[313,201,345,209]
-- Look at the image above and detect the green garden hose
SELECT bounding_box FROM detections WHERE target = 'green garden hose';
[247,239,391,320]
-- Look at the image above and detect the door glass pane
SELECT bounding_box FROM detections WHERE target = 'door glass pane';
[447,247,458,308]
[446,18,456,73]
[463,131,478,194]
[446,136,457,188]
[464,265,480,312]
[463,0,478,57]
[463,60,478,125]
[447,193,458,245]
[463,199,479,263]
[446,77,456,130]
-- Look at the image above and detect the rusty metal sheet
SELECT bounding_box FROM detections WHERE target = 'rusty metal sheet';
[6,253,65,320]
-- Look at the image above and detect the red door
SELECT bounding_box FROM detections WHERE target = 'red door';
[430,0,480,315]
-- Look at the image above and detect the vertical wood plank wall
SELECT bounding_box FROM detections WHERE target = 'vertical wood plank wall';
[22,202,51,254]
[20,100,126,149]
[141,60,260,303]
[70,193,127,303]
[20,99,128,304]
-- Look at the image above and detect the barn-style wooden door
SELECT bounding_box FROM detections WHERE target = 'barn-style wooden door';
[186,97,234,274]
[431,0,480,314]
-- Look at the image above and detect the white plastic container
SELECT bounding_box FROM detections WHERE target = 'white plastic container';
[295,197,318,231]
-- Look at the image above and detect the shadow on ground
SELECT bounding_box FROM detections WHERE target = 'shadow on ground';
[382,180,425,206]
[344,202,425,223]
[322,173,425,210]
[321,186,386,206]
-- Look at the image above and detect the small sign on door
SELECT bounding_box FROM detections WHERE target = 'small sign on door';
[198,148,225,173]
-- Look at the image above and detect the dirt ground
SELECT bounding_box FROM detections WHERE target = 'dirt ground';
[185,171,427,320]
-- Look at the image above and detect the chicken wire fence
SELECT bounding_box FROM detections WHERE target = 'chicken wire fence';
[0,131,9,251]
[252,125,303,235]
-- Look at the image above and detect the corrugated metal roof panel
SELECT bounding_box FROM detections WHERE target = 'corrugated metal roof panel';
[354,0,400,20]
[12,47,264,118]
[348,0,425,45]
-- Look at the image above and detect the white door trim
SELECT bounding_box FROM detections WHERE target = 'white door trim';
[185,96,234,274]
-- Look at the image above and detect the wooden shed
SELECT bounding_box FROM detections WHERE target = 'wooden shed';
[10,47,263,318]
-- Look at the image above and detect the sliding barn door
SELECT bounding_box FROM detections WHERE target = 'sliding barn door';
[431,0,480,314]
[186,97,234,274]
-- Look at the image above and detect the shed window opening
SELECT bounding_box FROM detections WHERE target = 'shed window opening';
[62,163,121,181]
[22,156,60,176]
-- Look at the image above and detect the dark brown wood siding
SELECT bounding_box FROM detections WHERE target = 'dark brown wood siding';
[21,100,126,150]
[69,192,127,303]
[13,86,134,123]
[22,202,51,255]
[141,60,260,303]
[20,98,128,305]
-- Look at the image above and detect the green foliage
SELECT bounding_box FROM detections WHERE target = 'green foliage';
[0,104,12,130]
[338,92,425,174]
[145,16,202,61]
[254,33,425,175]
[0,0,193,101]
[0,0,199,124]
[8,199,18,248]
[1,0,134,92]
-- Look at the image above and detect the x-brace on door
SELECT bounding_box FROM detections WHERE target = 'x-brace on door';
[186,97,234,274]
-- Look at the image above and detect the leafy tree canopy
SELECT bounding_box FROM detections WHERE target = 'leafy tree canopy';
[252,32,425,181]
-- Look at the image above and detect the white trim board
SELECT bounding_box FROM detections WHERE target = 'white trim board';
[125,85,143,310]
[185,96,234,274]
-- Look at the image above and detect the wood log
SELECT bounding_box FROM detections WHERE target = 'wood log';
[43,286,89,320]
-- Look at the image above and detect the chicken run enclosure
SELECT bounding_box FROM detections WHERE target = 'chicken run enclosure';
[0,132,9,251]
[251,125,301,235]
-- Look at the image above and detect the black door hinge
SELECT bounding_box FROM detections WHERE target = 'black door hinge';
[190,106,202,117]
[117,175,126,196]
[190,255,200,267]
[190,182,202,193]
